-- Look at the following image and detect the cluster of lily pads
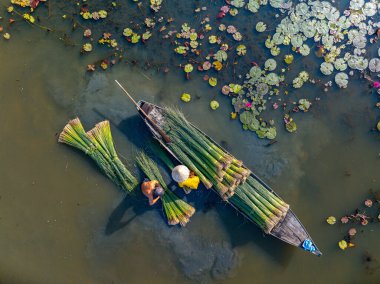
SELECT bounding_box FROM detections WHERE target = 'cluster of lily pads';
[219,0,380,139]
[326,191,380,251]
[172,18,246,83]
[2,0,380,140]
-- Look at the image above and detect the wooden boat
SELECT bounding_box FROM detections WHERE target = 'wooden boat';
[137,100,322,256]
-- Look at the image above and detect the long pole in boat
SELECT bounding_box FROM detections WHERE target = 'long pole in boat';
[114,80,172,143]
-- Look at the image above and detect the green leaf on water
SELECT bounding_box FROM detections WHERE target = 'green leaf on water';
[265,127,277,139]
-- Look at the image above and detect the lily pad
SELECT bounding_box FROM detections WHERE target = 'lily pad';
[184,64,193,73]
[210,100,219,110]
[299,44,310,56]
[142,31,152,41]
[320,62,334,75]
[229,84,242,94]
[369,58,380,73]
[256,22,267,32]
[284,54,294,64]
[299,99,311,112]
[236,44,247,56]
[338,240,347,250]
[265,127,277,139]
[248,118,260,131]
[82,43,93,52]
[214,50,228,62]
[239,111,255,125]
[181,93,191,102]
[131,33,140,43]
[209,77,217,87]
[284,116,297,133]
[293,77,304,88]
[335,72,349,88]
[264,58,277,71]
[326,216,336,225]
[231,0,245,8]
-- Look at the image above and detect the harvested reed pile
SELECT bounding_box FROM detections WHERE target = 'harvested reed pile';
[135,151,195,226]
[58,118,138,193]
[159,107,289,233]
[229,176,290,233]
[162,107,250,200]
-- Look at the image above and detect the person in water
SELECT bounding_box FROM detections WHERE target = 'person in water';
[141,178,164,205]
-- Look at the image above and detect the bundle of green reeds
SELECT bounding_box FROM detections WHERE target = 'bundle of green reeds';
[135,151,195,226]
[162,107,250,200]
[58,118,138,193]
[229,176,290,233]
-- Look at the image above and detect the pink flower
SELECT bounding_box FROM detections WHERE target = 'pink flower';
[221,85,231,95]
[220,6,230,13]
[364,199,373,207]
[217,11,226,19]
[348,228,357,236]
[83,29,92,38]
[202,61,211,71]
[227,25,237,34]
[341,216,349,224]
[273,102,279,109]
[245,102,252,108]
[373,81,380,88]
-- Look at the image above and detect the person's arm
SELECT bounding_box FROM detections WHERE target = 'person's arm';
[149,195,160,205]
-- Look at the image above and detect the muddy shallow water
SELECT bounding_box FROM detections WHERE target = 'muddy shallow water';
[0,1,380,283]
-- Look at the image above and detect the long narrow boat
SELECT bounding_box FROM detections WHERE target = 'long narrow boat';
[137,100,322,256]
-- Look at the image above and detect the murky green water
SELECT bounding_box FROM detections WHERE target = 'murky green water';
[0,1,380,283]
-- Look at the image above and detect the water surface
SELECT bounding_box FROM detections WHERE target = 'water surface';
[0,1,379,283]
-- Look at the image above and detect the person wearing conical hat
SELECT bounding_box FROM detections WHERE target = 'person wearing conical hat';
[171,165,200,194]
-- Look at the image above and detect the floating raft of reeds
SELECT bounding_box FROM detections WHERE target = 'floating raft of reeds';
[136,100,322,256]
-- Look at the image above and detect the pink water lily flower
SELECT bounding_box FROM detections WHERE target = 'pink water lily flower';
[245,102,252,108]
[227,25,237,34]
[273,102,279,109]
[220,6,230,13]
[221,85,231,95]
[373,81,380,88]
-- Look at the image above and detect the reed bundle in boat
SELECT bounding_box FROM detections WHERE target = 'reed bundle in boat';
[160,107,289,232]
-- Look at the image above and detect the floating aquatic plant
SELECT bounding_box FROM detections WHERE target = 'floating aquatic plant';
[369,58,380,73]
[335,72,349,88]
[284,54,294,64]
[210,100,219,110]
[299,99,312,112]
[320,62,334,75]
[82,43,92,52]
[181,93,191,102]
[209,77,217,87]
[236,44,247,56]
[264,58,277,71]
[326,216,336,225]
[5,0,380,141]
[284,114,297,133]
[256,22,267,32]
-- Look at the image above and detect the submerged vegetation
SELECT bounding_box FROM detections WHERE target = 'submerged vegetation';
[1,0,380,139]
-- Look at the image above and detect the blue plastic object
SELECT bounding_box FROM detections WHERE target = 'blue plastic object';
[302,239,316,252]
